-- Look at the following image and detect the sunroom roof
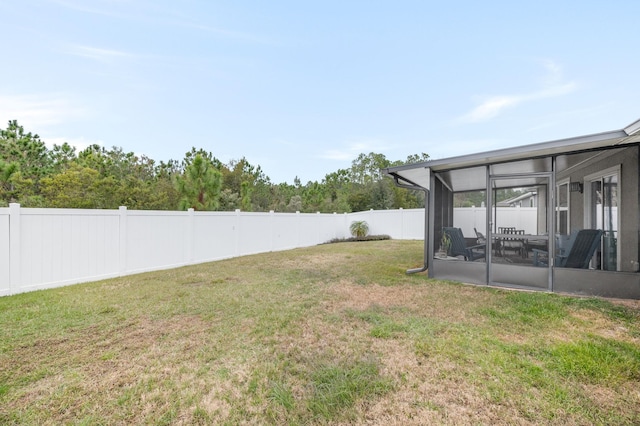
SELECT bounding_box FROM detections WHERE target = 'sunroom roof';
[383,117,640,192]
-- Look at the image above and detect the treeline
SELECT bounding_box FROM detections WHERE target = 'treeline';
[0,120,427,212]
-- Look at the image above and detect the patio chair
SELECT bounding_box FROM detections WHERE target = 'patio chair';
[533,229,603,269]
[475,227,504,255]
[500,228,526,258]
[443,227,485,261]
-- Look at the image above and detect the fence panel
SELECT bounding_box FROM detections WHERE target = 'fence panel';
[496,207,537,234]
[454,207,486,237]
[271,212,300,251]
[318,213,346,242]
[237,212,273,256]
[340,209,425,239]
[125,211,191,274]
[192,211,238,262]
[401,209,425,239]
[298,214,323,247]
[19,209,120,292]
[374,209,403,238]
[0,210,9,296]
[453,207,537,236]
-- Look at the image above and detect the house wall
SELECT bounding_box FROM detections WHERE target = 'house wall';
[558,146,639,272]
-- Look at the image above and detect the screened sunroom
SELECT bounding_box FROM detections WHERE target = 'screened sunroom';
[384,118,640,299]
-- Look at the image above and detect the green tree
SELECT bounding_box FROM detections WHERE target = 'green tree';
[301,181,326,212]
[221,157,271,211]
[240,180,252,211]
[286,195,302,212]
[40,164,118,208]
[0,120,52,202]
[218,189,241,211]
[174,154,222,210]
[349,152,391,184]
[49,142,77,173]
[405,152,430,164]
[152,160,182,210]
[347,186,371,212]
[270,182,297,212]
[370,179,395,210]
[0,160,19,205]
[182,147,224,171]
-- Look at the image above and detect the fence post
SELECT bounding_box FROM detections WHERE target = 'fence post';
[9,203,21,295]
[118,206,127,276]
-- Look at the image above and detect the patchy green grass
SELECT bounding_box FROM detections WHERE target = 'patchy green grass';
[1,240,639,425]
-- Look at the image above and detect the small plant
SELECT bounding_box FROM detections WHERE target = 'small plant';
[440,231,451,255]
[349,220,369,238]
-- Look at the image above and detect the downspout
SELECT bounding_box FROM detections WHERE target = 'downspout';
[390,173,430,274]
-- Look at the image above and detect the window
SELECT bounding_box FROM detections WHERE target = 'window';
[556,180,569,236]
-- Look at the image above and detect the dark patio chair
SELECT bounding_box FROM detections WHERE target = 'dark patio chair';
[533,229,603,269]
[443,227,485,261]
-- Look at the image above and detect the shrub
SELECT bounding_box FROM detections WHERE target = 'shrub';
[349,221,369,238]
[324,235,391,244]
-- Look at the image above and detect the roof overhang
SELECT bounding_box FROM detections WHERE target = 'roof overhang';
[383,118,640,191]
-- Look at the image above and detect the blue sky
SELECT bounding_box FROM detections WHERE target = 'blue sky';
[1,1,638,184]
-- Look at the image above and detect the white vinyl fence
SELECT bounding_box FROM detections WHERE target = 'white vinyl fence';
[0,204,536,296]
[0,205,425,296]
[454,207,538,236]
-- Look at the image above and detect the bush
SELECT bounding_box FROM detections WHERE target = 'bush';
[324,235,391,244]
[349,220,369,238]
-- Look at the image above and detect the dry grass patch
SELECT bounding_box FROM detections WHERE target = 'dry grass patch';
[569,308,639,344]
[326,279,493,324]
[1,240,640,425]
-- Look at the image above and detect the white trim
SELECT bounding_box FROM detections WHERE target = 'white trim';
[624,117,640,135]
[583,165,621,182]
[583,165,621,271]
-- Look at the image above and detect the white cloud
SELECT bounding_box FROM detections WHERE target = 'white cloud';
[51,0,272,45]
[63,44,133,63]
[0,94,85,130]
[48,0,132,19]
[458,60,578,124]
[0,93,99,152]
[181,22,274,45]
[540,58,563,82]
[460,96,520,123]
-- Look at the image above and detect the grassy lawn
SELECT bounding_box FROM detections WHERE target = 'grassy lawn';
[1,240,639,425]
